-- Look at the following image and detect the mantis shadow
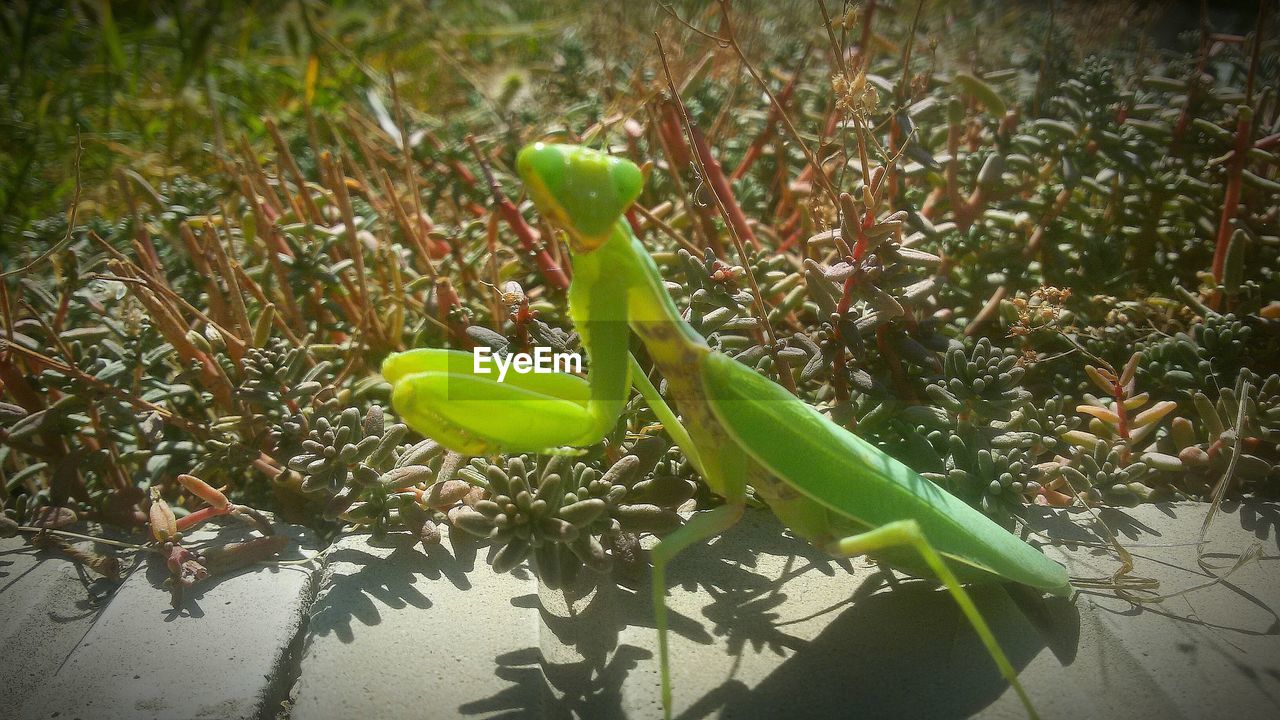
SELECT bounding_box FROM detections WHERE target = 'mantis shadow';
[464,509,1082,719]
[458,644,653,719]
[694,583,1080,720]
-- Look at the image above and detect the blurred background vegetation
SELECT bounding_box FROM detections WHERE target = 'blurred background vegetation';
[3,0,1263,241]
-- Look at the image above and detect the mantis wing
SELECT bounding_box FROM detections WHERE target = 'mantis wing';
[700,351,1070,594]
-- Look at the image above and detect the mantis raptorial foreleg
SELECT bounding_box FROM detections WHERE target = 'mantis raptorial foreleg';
[383,347,605,455]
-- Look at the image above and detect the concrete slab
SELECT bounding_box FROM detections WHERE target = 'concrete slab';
[0,534,118,713]
[14,516,317,720]
[288,527,541,720]
[290,501,1280,720]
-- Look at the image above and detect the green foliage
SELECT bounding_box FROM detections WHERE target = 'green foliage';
[451,439,689,588]
[0,1,1276,574]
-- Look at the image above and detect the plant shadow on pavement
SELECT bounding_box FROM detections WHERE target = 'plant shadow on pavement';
[462,509,1084,719]
[305,528,485,643]
[1,540,123,622]
[288,502,1275,717]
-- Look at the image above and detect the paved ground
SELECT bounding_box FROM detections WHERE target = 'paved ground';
[3,501,1277,719]
[5,517,317,720]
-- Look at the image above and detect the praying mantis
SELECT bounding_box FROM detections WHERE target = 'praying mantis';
[381,143,1071,719]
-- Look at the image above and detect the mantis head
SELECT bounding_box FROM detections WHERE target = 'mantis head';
[517,142,645,253]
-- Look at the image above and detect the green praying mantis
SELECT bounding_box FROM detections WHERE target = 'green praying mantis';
[381,143,1071,718]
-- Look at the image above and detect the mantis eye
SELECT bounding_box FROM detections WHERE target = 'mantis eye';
[517,143,645,251]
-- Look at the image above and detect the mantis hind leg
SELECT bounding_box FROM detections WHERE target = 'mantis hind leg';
[649,502,744,719]
[829,520,1041,720]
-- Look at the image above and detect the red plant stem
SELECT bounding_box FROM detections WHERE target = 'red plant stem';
[1211,107,1253,294]
[688,124,761,251]
[773,108,841,249]
[625,208,644,237]
[779,208,802,238]
[435,278,471,347]
[836,276,858,316]
[238,178,302,329]
[852,206,877,262]
[778,227,805,253]
[467,137,571,291]
[655,101,723,255]
[1111,381,1130,441]
[730,47,811,181]
[657,102,693,170]
[51,288,72,334]
[427,132,479,187]
[831,345,850,404]
[175,504,230,532]
[853,0,878,69]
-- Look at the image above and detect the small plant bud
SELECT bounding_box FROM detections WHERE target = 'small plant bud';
[1084,365,1116,395]
[419,519,442,546]
[149,489,177,543]
[1178,446,1210,466]
[253,303,276,347]
[1132,401,1177,429]
[177,474,229,510]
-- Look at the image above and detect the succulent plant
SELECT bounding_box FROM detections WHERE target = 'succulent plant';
[285,405,453,532]
[927,338,1030,421]
[1061,440,1157,505]
[923,444,1043,525]
[449,440,687,588]
[997,396,1081,458]
[1139,369,1280,495]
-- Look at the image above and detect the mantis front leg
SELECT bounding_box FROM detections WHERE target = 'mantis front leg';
[383,347,614,455]
[385,327,697,458]
[385,261,640,454]
[629,354,704,476]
